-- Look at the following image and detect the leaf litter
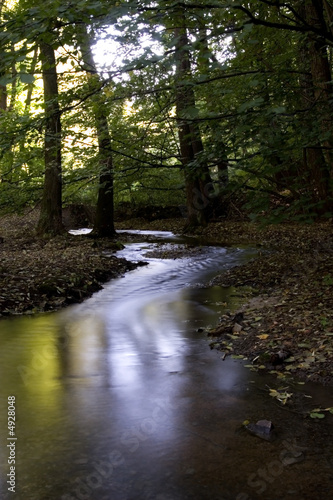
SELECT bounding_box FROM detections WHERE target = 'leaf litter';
[119,217,333,390]
[0,211,142,317]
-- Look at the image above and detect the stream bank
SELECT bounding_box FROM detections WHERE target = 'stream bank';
[118,217,333,388]
[0,229,332,500]
[0,230,142,316]
[1,210,333,388]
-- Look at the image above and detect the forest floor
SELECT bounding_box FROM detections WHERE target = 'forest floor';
[1,210,333,391]
[0,210,145,317]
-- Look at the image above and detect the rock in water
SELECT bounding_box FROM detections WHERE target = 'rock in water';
[232,322,243,333]
[270,349,292,365]
[232,312,244,323]
[245,419,275,441]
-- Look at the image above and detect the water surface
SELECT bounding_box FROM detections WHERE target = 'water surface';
[0,231,332,499]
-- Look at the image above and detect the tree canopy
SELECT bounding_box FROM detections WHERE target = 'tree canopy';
[1,0,333,232]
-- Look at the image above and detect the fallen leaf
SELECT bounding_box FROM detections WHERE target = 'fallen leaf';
[310,412,325,419]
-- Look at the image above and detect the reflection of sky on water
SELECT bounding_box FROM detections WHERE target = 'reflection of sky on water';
[0,240,250,495]
[1,235,331,499]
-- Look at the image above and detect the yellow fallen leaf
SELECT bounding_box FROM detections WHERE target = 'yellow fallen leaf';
[257,334,269,340]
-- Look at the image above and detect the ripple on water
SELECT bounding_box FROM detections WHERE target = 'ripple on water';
[0,231,332,500]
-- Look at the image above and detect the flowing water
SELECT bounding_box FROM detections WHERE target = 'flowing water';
[0,231,332,500]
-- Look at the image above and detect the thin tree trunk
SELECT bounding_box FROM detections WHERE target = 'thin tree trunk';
[0,1,6,111]
[25,46,38,113]
[8,44,17,112]
[78,25,115,237]
[0,85,6,110]
[37,42,63,235]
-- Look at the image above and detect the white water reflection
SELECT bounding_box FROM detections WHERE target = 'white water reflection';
[2,233,331,500]
[68,227,92,235]
[0,235,254,500]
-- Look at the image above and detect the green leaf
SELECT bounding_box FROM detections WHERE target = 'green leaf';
[310,412,325,419]
[0,75,12,86]
[183,106,199,119]
[19,73,35,84]
[271,106,286,114]
[238,97,265,112]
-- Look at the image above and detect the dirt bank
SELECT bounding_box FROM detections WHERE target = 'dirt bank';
[0,211,143,316]
[118,217,333,387]
[1,211,333,390]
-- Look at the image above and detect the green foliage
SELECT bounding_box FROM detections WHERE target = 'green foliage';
[1,0,333,221]
[309,408,333,419]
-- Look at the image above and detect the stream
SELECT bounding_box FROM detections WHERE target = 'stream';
[0,230,332,500]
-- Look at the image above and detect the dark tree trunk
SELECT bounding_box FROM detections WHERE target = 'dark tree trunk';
[299,34,329,202]
[306,1,333,164]
[196,21,230,216]
[78,25,115,237]
[37,42,63,235]
[298,1,333,211]
[93,113,115,237]
[174,9,213,229]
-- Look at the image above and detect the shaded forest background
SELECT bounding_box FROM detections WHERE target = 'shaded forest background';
[1,0,333,236]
